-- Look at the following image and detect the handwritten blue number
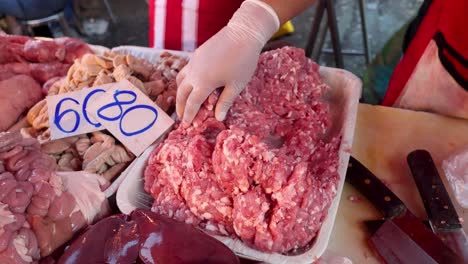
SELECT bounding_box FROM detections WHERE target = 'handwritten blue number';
[119,105,158,136]
[82,88,105,128]
[97,90,137,121]
[54,98,80,133]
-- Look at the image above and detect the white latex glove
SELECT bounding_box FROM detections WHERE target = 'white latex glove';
[176,0,280,124]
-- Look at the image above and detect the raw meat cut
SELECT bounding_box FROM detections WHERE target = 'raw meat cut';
[37,131,135,182]
[29,63,71,84]
[0,34,91,85]
[53,37,92,64]
[0,35,89,65]
[144,47,341,253]
[0,132,110,262]
[41,77,62,96]
[56,209,239,264]
[23,40,65,63]
[0,63,31,81]
[0,41,24,64]
[0,75,42,132]
[0,34,92,132]
[0,63,70,84]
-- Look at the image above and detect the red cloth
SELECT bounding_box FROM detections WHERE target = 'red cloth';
[149,0,243,51]
[382,0,468,108]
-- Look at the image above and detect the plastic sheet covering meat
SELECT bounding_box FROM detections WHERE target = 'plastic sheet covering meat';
[443,146,468,208]
[0,132,109,263]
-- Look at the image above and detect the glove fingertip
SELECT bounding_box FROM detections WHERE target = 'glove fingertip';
[182,109,197,125]
[176,106,183,120]
[215,111,227,122]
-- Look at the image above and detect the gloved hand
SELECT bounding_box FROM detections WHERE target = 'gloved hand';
[176,0,280,124]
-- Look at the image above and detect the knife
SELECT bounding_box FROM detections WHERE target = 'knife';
[407,150,468,262]
[345,156,406,218]
[365,219,432,234]
[346,156,464,264]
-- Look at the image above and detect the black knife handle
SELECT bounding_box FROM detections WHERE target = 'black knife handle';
[407,150,462,231]
[346,156,406,218]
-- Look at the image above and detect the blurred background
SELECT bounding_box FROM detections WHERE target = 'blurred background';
[0,0,424,103]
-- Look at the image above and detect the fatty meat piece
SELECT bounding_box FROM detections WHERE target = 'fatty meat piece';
[29,62,71,84]
[56,209,239,264]
[41,77,63,96]
[53,37,92,64]
[0,75,42,132]
[144,46,341,253]
[0,35,90,65]
[0,35,91,89]
[0,40,24,64]
[0,63,70,85]
[23,40,65,63]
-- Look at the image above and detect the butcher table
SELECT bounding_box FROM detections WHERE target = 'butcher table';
[326,103,468,263]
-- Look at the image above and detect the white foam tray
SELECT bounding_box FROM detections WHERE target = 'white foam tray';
[115,47,362,264]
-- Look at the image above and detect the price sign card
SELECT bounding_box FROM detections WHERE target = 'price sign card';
[87,80,174,156]
[47,80,174,156]
[47,84,115,139]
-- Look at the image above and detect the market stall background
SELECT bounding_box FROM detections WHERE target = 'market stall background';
[0,1,423,75]
[40,0,424,104]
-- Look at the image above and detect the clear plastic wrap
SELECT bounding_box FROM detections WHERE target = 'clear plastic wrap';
[442,146,468,208]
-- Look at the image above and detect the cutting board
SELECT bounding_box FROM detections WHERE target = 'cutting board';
[327,104,468,263]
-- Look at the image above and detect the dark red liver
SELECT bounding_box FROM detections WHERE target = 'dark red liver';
[57,209,239,264]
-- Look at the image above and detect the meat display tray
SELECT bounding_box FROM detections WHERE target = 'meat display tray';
[115,46,362,264]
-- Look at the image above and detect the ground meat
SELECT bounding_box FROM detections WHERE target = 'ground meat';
[144,46,341,253]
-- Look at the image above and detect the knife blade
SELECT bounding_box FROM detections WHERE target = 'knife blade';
[346,156,464,264]
[407,149,468,262]
[369,218,438,264]
[365,219,432,234]
[345,156,406,218]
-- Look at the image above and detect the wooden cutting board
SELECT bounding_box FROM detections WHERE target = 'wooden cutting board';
[327,104,468,263]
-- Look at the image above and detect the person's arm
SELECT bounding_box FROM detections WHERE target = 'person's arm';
[263,0,317,25]
[176,0,316,124]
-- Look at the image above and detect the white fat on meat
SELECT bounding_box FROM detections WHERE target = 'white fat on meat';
[12,233,34,263]
[57,171,108,224]
[0,203,15,227]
